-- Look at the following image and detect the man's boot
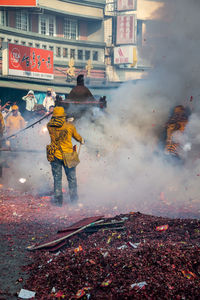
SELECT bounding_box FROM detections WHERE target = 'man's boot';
[52,195,63,206]
[69,189,78,203]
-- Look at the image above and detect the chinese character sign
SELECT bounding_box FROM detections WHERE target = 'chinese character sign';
[116,15,136,45]
[114,46,137,65]
[8,43,54,80]
[117,0,136,11]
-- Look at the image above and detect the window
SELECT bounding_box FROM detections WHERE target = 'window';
[56,47,61,57]
[85,50,90,60]
[0,38,4,49]
[42,45,47,49]
[21,41,26,45]
[64,18,78,40]
[49,46,54,51]
[14,40,19,44]
[40,16,46,35]
[93,51,98,61]
[0,11,6,26]
[16,11,28,31]
[70,49,75,59]
[78,50,83,60]
[48,16,54,36]
[28,42,33,47]
[63,48,68,58]
[39,15,55,36]
[35,43,40,48]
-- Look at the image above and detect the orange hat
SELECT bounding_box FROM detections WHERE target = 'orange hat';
[12,105,19,110]
[52,106,66,117]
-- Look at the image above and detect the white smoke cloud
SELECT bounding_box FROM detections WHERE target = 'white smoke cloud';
[76,0,200,218]
[1,118,52,194]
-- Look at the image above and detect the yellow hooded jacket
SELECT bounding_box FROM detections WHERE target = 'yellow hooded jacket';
[47,116,83,160]
[6,114,26,136]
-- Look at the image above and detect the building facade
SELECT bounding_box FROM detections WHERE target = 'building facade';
[104,0,164,82]
[0,0,109,101]
[0,0,165,104]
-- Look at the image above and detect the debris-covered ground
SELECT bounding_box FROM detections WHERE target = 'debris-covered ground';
[0,188,199,299]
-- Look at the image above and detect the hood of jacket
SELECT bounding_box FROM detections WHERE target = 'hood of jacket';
[48,117,65,128]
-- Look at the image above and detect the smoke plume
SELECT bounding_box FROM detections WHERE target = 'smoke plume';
[77,0,200,218]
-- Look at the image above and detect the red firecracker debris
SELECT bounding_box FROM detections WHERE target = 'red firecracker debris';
[0,189,199,299]
[181,270,197,279]
[101,279,112,287]
[156,224,169,231]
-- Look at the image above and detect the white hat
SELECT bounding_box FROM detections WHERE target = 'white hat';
[28,90,34,95]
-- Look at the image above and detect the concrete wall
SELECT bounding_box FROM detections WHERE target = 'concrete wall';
[38,0,104,19]
[0,32,105,66]
[87,20,104,43]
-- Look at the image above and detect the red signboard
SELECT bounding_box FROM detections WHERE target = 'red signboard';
[0,0,37,6]
[8,43,54,80]
[117,0,136,11]
[116,15,136,45]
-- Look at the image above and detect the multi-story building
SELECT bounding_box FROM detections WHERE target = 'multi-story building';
[104,0,164,82]
[0,0,111,102]
[0,0,165,104]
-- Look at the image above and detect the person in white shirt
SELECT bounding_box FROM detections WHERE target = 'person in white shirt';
[43,88,55,112]
[22,90,37,121]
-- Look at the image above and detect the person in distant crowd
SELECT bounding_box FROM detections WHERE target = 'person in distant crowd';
[22,90,37,121]
[47,106,84,206]
[6,105,26,136]
[165,105,189,158]
[0,111,5,136]
[66,74,95,102]
[55,94,63,107]
[0,101,12,121]
[43,88,56,112]
[0,99,11,112]
[45,105,55,119]
[1,106,12,121]
[49,105,55,114]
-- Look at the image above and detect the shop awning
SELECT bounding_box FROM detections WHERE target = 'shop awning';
[0,78,117,97]
[0,79,70,94]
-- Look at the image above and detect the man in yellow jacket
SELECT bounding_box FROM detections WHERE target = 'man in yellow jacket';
[47,106,84,206]
[165,105,188,158]
[6,105,26,136]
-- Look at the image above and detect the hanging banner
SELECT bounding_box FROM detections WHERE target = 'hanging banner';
[117,0,136,11]
[7,43,54,80]
[0,0,38,6]
[116,15,136,45]
[114,45,137,65]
